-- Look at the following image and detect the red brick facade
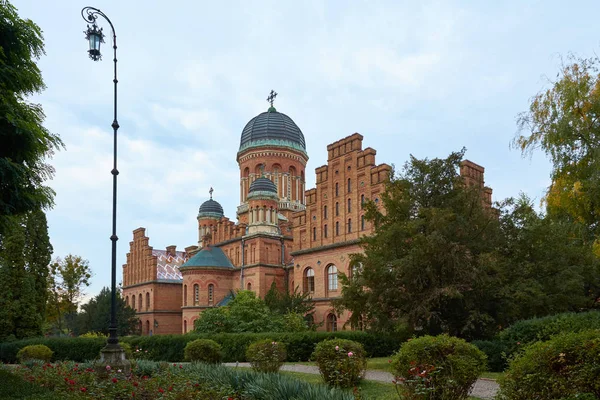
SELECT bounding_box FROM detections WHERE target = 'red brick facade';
[122,111,493,335]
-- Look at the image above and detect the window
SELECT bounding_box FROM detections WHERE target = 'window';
[347,178,351,193]
[348,218,352,233]
[335,221,339,236]
[347,198,351,213]
[184,320,187,333]
[361,215,365,231]
[313,227,316,241]
[132,295,136,310]
[304,268,315,293]
[125,296,129,307]
[327,264,338,290]
[324,224,328,238]
[324,205,328,219]
[146,292,150,311]
[361,194,365,207]
[335,182,339,196]
[139,294,142,310]
[208,284,214,306]
[183,285,187,306]
[351,262,363,279]
[305,313,315,328]
[247,282,252,291]
[335,202,339,216]
[194,284,199,305]
[326,313,337,332]
[145,320,150,335]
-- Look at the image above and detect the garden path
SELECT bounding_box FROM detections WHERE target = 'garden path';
[223,363,499,400]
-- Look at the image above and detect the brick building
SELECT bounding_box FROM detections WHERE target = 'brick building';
[122,101,493,335]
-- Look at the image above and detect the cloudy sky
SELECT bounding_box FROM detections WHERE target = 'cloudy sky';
[15,0,600,300]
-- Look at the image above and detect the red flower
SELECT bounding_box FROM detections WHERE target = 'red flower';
[112,378,118,383]
[68,380,75,385]
[80,387,87,392]
[158,388,164,393]
[133,381,139,387]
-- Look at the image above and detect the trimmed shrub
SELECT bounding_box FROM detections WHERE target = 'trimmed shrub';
[497,330,600,400]
[472,339,508,372]
[184,338,222,363]
[17,345,53,363]
[246,339,287,373]
[313,339,367,388]
[391,335,487,400]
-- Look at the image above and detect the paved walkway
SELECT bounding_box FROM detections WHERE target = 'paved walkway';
[223,363,499,400]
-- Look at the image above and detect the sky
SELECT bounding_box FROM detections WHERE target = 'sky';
[14,0,600,302]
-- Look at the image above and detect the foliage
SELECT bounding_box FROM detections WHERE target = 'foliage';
[47,255,92,333]
[515,55,600,245]
[74,287,138,337]
[16,344,53,363]
[3,360,356,400]
[496,310,600,364]
[313,339,367,388]
[0,3,63,232]
[497,330,600,400]
[471,339,508,372]
[265,281,316,317]
[183,338,222,363]
[246,339,287,373]
[1,331,403,364]
[391,335,486,400]
[338,150,501,338]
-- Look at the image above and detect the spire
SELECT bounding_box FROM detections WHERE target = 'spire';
[209,187,213,199]
[267,89,277,112]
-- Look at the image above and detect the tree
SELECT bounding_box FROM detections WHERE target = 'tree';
[337,150,501,339]
[264,282,315,316]
[47,255,92,333]
[0,209,52,339]
[74,287,138,336]
[514,55,600,247]
[0,2,63,233]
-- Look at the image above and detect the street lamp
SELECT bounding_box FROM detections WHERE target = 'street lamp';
[81,6,130,374]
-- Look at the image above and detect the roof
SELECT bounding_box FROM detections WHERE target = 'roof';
[249,177,277,193]
[153,249,187,281]
[180,246,235,269]
[238,108,306,156]
[198,198,224,219]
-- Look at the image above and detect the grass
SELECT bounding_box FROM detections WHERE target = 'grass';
[0,369,63,399]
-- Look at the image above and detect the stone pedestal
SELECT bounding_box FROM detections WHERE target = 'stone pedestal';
[95,343,131,377]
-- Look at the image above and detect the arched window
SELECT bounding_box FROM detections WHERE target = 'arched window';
[347,198,351,213]
[323,205,328,219]
[361,194,365,207]
[361,215,365,231]
[327,265,338,291]
[347,178,351,193]
[326,314,337,332]
[313,227,316,241]
[183,320,187,333]
[348,218,352,233]
[132,295,136,310]
[183,285,187,306]
[146,292,150,311]
[247,282,252,291]
[304,268,315,293]
[351,262,363,279]
[138,294,142,310]
[324,224,328,238]
[335,182,339,197]
[194,284,199,305]
[145,320,150,335]
[335,221,339,236]
[208,284,214,306]
[335,202,339,216]
[125,296,129,307]
[305,313,314,328]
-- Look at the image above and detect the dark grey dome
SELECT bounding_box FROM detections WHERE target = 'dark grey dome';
[198,199,224,219]
[249,177,277,194]
[238,107,306,156]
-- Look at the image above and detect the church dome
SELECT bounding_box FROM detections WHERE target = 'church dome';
[249,177,277,194]
[238,107,306,157]
[198,198,224,219]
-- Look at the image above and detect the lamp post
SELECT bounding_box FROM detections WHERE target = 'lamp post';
[81,6,130,374]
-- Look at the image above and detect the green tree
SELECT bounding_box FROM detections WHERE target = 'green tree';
[47,255,92,333]
[264,282,315,316]
[514,55,600,249]
[338,150,501,339]
[74,287,138,336]
[0,2,63,232]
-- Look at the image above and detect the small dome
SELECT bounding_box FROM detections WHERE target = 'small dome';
[249,177,277,194]
[198,198,224,219]
[238,107,306,157]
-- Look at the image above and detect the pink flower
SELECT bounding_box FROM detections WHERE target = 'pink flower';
[335,346,339,350]
[117,369,122,373]
[105,365,111,371]
[348,352,353,357]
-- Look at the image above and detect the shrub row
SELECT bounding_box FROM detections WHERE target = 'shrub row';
[0,331,404,363]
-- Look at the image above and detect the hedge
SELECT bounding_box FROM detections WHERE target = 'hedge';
[1,331,405,363]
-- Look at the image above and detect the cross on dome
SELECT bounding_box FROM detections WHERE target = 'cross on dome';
[267,90,277,108]
[209,187,213,199]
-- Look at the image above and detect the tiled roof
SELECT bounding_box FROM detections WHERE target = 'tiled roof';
[154,249,187,281]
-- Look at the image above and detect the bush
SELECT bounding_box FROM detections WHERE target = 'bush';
[246,339,287,373]
[391,335,487,400]
[184,338,222,363]
[313,339,367,388]
[17,345,53,363]
[497,330,600,400]
[472,339,508,372]
[498,311,600,361]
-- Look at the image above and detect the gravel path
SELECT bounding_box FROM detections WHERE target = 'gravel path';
[224,363,499,399]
